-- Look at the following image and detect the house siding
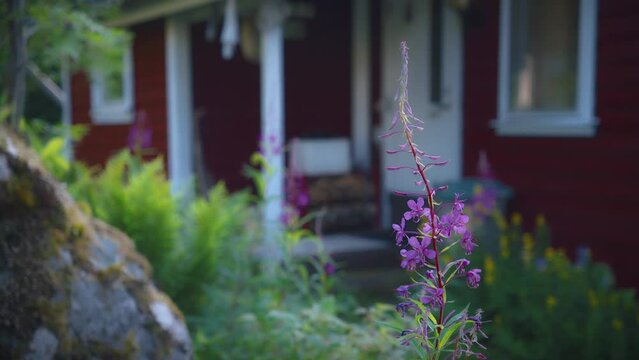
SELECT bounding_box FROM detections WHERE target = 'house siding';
[71,20,168,166]
[463,0,639,287]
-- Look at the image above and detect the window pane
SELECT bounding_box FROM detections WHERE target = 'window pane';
[104,68,124,103]
[509,0,579,112]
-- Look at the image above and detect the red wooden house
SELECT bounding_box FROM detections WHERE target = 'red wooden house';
[70,0,639,287]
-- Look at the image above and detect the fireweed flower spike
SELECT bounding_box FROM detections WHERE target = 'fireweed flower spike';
[383,42,486,359]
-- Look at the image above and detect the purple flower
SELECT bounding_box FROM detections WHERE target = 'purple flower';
[128,110,152,152]
[471,186,497,218]
[456,258,471,273]
[440,195,469,237]
[460,231,477,255]
[411,236,433,255]
[400,248,420,271]
[420,286,444,307]
[476,150,495,180]
[323,262,336,276]
[297,192,309,207]
[425,270,436,281]
[452,193,465,212]
[396,302,412,317]
[396,285,411,298]
[404,197,428,222]
[467,269,482,288]
[400,236,436,270]
[392,218,407,246]
[422,215,440,236]
[280,209,294,226]
[258,133,283,156]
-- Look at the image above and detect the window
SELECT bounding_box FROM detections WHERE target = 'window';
[495,0,598,137]
[90,47,134,124]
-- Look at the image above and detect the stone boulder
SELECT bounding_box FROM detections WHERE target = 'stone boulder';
[0,126,192,359]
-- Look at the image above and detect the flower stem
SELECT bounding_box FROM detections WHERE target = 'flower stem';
[398,42,446,350]
[399,103,446,342]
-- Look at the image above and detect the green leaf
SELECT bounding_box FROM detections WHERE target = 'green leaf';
[439,240,459,255]
[444,305,469,326]
[438,321,464,350]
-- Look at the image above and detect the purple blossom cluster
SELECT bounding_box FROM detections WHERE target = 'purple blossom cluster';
[384,41,485,358]
[128,110,153,155]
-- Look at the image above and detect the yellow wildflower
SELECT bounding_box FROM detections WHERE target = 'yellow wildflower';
[522,233,534,265]
[499,235,510,258]
[511,212,522,227]
[612,318,623,332]
[494,212,508,230]
[544,247,555,260]
[546,295,557,312]
[588,289,599,308]
[484,256,495,285]
[535,214,546,228]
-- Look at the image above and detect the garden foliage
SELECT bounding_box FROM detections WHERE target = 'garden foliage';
[25,122,414,359]
[19,117,639,359]
[455,204,639,359]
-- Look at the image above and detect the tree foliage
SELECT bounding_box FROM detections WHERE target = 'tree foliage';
[1,0,129,125]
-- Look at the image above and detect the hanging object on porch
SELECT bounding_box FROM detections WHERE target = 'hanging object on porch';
[221,0,239,59]
[240,18,259,64]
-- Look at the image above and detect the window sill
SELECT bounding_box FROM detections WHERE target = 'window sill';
[491,116,598,137]
[91,110,134,125]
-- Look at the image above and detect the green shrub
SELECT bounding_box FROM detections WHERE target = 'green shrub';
[453,210,639,359]
[25,127,413,359]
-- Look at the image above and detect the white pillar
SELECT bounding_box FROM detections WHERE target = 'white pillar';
[165,16,194,195]
[259,0,288,263]
[351,0,372,172]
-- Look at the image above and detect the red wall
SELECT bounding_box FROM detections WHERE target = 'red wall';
[463,1,639,287]
[72,20,168,166]
[284,0,352,139]
[191,21,261,192]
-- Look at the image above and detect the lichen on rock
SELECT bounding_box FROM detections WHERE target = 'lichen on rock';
[0,126,192,359]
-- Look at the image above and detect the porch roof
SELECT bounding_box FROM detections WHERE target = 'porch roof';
[107,0,221,27]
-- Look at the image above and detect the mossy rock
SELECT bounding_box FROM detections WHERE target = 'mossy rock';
[0,126,192,359]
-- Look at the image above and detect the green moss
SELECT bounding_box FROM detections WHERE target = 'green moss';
[11,176,36,207]
[122,330,140,358]
[95,263,125,284]
[31,297,69,351]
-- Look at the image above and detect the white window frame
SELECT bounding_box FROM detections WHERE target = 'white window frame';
[90,46,135,124]
[494,0,598,137]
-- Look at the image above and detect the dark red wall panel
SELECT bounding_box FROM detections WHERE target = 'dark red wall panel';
[463,1,639,287]
[190,21,261,192]
[284,0,352,139]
